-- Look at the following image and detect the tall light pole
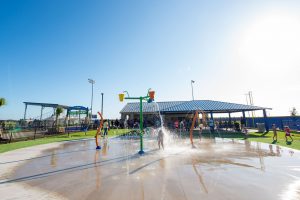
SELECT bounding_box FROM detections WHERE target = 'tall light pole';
[245,91,255,127]
[101,92,104,116]
[88,79,95,120]
[191,80,195,100]
[244,93,250,118]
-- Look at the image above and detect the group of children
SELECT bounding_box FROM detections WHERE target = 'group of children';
[158,123,294,149]
[272,124,293,142]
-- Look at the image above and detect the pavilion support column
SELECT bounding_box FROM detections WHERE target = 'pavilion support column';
[242,111,246,127]
[210,111,214,121]
[263,109,269,132]
[210,111,214,132]
[24,104,28,120]
[228,113,232,129]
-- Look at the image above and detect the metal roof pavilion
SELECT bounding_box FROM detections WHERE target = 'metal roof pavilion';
[23,102,69,109]
[23,102,70,120]
[120,100,271,114]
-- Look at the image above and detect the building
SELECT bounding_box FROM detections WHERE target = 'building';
[120,100,271,131]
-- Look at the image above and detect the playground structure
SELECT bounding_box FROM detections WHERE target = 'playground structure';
[22,102,90,133]
[119,89,155,154]
[65,106,89,134]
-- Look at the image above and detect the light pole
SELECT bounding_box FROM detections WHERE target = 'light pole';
[191,80,195,100]
[245,91,255,127]
[101,92,104,115]
[88,79,95,120]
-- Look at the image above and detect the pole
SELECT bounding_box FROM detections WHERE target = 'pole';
[101,93,104,115]
[191,80,195,101]
[121,90,154,155]
[249,91,255,126]
[40,106,44,121]
[24,104,28,120]
[88,79,95,121]
[228,113,232,129]
[263,109,269,132]
[245,93,250,118]
[139,97,144,154]
[91,82,94,120]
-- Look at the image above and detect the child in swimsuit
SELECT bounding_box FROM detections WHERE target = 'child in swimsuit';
[158,128,164,150]
[272,124,277,141]
[284,126,293,142]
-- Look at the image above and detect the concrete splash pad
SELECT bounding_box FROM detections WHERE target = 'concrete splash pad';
[0,138,300,200]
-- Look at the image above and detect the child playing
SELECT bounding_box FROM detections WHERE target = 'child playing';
[272,124,278,141]
[199,124,203,141]
[103,120,109,139]
[158,128,164,150]
[284,126,293,142]
[243,127,248,139]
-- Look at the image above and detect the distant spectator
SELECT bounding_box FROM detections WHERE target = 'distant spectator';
[103,120,109,138]
[225,121,228,131]
[234,121,240,132]
[209,119,214,133]
[133,121,139,129]
[111,120,114,128]
[272,124,278,141]
[240,117,246,130]
[115,119,120,128]
[186,120,191,132]
[180,120,184,133]
[174,120,179,132]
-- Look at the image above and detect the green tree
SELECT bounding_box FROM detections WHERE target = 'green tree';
[55,106,64,128]
[290,107,298,116]
[0,98,6,107]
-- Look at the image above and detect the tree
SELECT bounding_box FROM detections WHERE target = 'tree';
[290,107,298,116]
[0,98,6,107]
[55,106,64,128]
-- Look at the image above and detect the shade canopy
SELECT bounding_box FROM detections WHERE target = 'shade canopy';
[120,100,271,114]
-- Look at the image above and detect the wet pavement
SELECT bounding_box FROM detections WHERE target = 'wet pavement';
[1,137,300,200]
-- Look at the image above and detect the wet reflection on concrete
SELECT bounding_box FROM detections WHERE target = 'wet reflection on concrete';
[2,138,300,200]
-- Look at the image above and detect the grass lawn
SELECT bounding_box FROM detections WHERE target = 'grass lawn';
[1,128,299,154]
[0,129,130,154]
[206,130,300,150]
[247,131,300,150]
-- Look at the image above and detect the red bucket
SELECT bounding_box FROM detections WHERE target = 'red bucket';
[149,91,155,99]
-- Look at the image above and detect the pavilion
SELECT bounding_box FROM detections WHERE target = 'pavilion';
[120,100,271,131]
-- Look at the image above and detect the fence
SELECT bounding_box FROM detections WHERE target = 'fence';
[215,116,300,131]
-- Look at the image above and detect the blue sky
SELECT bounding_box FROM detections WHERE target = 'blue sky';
[1,0,300,119]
